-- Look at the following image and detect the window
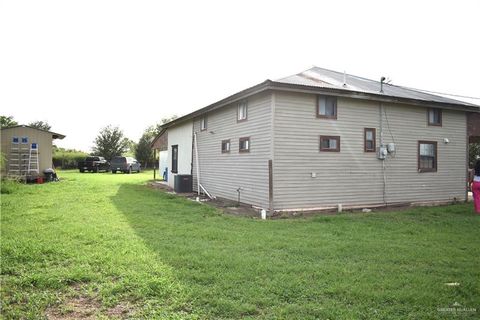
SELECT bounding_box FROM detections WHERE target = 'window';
[171,145,178,173]
[221,139,231,153]
[364,128,376,152]
[237,101,248,122]
[427,108,442,126]
[21,137,28,144]
[12,137,19,144]
[320,136,340,152]
[418,141,437,172]
[200,117,207,131]
[317,96,337,119]
[239,137,250,152]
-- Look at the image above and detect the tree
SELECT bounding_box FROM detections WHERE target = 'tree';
[135,115,177,168]
[135,127,156,168]
[0,116,18,128]
[28,120,51,131]
[92,126,130,160]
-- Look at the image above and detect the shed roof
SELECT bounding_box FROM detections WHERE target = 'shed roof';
[161,66,480,129]
[1,125,66,139]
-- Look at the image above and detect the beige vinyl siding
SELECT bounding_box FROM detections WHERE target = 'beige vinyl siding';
[273,91,467,210]
[377,103,466,204]
[192,92,271,208]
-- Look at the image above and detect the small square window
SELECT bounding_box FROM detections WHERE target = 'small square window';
[12,137,19,144]
[239,137,250,152]
[427,108,442,126]
[21,137,28,144]
[418,141,437,172]
[221,139,230,153]
[317,96,337,119]
[364,128,376,152]
[237,101,248,122]
[200,117,207,131]
[320,136,340,152]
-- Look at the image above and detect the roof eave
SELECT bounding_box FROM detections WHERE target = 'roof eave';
[161,80,274,129]
[161,80,480,129]
[150,128,167,148]
[1,125,66,139]
[269,81,480,112]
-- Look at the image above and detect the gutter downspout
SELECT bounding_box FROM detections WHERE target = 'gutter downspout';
[193,132,200,196]
[269,92,276,215]
[466,112,469,203]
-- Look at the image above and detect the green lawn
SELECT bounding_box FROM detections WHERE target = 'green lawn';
[1,171,479,319]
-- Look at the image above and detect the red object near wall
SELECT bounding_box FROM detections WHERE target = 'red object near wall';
[36,177,44,184]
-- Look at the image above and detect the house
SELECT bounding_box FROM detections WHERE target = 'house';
[160,67,480,212]
[1,125,66,178]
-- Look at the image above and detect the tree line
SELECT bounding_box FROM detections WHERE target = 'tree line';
[91,116,176,168]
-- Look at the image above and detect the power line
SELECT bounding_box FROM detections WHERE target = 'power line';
[394,84,480,100]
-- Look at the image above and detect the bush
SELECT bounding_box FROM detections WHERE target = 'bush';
[53,149,88,169]
[1,179,20,194]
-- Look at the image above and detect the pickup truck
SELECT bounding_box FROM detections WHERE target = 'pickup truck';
[78,156,110,173]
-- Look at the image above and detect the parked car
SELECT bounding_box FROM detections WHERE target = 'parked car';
[78,156,110,173]
[111,156,141,174]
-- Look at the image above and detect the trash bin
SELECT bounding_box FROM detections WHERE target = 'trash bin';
[163,167,168,181]
[43,168,55,182]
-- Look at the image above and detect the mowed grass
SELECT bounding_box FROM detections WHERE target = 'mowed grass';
[1,171,479,319]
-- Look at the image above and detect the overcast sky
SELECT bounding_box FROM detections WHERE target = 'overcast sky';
[1,0,479,152]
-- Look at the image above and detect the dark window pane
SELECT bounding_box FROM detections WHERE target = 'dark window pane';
[239,138,250,152]
[428,109,441,125]
[419,142,436,171]
[318,96,337,117]
[172,145,178,173]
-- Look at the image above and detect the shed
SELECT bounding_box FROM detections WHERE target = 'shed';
[1,125,66,178]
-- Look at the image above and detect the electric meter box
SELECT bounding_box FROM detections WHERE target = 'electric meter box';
[378,147,387,160]
[387,143,395,153]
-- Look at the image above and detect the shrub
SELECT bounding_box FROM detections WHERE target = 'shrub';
[52,149,88,169]
[1,179,20,194]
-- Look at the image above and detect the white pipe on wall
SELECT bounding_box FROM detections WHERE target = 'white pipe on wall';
[193,132,200,196]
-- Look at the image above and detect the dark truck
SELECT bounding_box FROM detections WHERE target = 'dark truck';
[78,156,110,173]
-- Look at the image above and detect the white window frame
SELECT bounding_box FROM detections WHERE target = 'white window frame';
[237,101,248,122]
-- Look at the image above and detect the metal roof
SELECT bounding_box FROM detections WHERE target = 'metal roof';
[162,67,479,129]
[277,66,479,107]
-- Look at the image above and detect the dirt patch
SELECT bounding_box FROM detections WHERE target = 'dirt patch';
[45,283,133,320]
[105,302,133,319]
[46,297,133,320]
[148,181,261,217]
[147,181,458,219]
[46,296,100,320]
